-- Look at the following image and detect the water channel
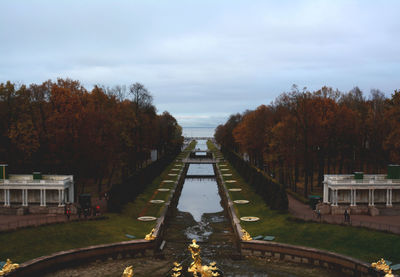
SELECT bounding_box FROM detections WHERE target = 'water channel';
[46,140,340,277]
[162,141,339,276]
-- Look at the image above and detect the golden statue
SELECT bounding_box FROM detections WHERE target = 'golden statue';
[122,265,133,277]
[145,228,156,241]
[208,261,218,271]
[186,240,221,277]
[241,228,252,241]
[385,269,394,277]
[173,261,182,272]
[371,258,391,273]
[0,259,19,276]
[188,239,202,273]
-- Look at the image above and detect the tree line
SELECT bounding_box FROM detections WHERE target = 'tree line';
[0,79,183,194]
[215,85,400,197]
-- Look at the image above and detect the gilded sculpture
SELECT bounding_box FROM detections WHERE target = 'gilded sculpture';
[171,261,182,276]
[122,265,134,277]
[188,239,202,273]
[144,228,156,241]
[241,228,252,241]
[186,240,220,276]
[0,259,19,276]
[371,258,391,274]
[385,269,394,277]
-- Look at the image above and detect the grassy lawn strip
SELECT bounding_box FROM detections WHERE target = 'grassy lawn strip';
[208,141,400,264]
[0,140,196,263]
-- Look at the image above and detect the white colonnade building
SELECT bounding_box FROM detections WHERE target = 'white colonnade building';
[323,167,400,215]
[0,166,74,207]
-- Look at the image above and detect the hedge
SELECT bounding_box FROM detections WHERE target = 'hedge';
[107,147,181,212]
[221,146,288,211]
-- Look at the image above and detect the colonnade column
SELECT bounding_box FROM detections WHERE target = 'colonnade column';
[58,189,65,206]
[368,189,375,206]
[40,189,47,206]
[69,184,74,203]
[323,179,329,203]
[350,189,353,206]
[386,188,393,207]
[21,189,28,206]
[4,189,10,206]
[350,189,357,206]
[332,189,339,206]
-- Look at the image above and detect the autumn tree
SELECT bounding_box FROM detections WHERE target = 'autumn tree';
[0,79,183,198]
[384,90,400,163]
[216,85,393,198]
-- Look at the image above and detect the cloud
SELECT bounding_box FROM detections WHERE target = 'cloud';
[1,0,399,126]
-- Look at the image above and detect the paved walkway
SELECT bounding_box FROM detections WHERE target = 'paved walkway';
[0,199,107,232]
[0,213,81,231]
[288,195,400,235]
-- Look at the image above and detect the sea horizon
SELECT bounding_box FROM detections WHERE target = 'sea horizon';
[182,126,216,137]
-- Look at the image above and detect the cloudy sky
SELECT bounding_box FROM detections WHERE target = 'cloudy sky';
[1,1,399,127]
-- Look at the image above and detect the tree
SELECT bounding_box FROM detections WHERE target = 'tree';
[384,90,400,163]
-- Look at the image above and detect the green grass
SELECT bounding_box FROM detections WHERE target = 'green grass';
[207,141,400,264]
[0,141,197,263]
[0,214,154,262]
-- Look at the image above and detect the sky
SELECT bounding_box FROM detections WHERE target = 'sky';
[1,0,399,127]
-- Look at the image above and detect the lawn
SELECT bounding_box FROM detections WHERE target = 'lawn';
[0,141,196,263]
[208,141,400,264]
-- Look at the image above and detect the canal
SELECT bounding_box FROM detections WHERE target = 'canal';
[45,140,340,276]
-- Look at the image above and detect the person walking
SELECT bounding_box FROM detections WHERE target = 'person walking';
[344,209,350,223]
[66,206,71,220]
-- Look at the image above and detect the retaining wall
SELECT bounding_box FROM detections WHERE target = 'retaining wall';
[6,240,155,277]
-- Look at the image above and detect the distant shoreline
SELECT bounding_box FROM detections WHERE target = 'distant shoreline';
[181,126,217,128]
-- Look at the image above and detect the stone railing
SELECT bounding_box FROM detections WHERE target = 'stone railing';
[1,180,67,185]
[240,240,378,277]
[6,240,155,277]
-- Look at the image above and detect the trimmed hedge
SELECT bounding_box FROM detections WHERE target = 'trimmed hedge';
[221,146,288,211]
[107,147,180,212]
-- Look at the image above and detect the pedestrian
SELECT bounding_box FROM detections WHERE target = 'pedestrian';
[317,209,321,221]
[95,205,100,216]
[66,206,71,220]
[344,209,349,223]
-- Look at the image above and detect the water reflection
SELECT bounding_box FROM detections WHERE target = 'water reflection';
[177,178,223,222]
[186,164,215,176]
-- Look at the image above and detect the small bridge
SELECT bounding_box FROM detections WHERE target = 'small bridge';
[182,158,217,164]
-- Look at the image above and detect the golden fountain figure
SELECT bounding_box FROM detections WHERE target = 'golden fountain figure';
[241,228,252,241]
[371,258,391,274]
[385,269,394,277]
[122,265,134,277]
[144,228,156,241]
[186,240,220,277]
[0,259,19,276]
[188,239,202,273]
[171,261,183,276]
